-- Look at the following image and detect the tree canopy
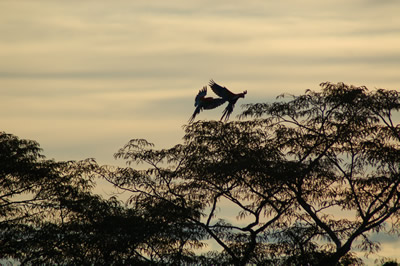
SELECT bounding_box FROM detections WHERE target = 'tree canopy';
[105,82,400,265]
[2,82,400,265]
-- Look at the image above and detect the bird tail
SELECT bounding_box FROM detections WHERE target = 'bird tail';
[189,106,201,123]
[220,102,234,122]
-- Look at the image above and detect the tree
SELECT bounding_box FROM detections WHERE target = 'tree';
[3,82,400,265]
[0,132,204,265]
[0,132,99,263]
[240,82,400,265]
[104,82,400,265]
[7,191,204,265]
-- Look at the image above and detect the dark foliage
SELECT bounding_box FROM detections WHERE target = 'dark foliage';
[0,132,204,265]
[106,82,400,265]
[2,82,400,265]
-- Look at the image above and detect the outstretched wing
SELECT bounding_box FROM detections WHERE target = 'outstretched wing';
[202,97,226,110]
[209,79,234,99]
[194,86,207,107]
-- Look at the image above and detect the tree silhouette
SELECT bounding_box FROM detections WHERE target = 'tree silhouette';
[0,132,102,263]
[2,82,400,265]
[240,82,400,265]
[105,82,400,265]
[0,132,204,264]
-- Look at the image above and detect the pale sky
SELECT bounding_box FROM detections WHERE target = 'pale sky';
[1,0,400,262]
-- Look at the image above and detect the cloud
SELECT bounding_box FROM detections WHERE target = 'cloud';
[1,0,399,163]
[1,1,400,261]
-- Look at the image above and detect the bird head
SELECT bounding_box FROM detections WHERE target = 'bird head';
[239,90,247,98]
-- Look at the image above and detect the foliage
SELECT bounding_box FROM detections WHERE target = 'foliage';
[2,82,400,265]
[106,82,400,265]
[0,132,96,263]
[0,132,96,231]
[0,132,204,265]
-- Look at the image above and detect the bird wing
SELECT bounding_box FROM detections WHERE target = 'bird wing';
[202,98,226,110]
[209,79,235,99]
[194,86,207,107]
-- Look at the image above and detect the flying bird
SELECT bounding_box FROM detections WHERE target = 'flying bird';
[209,79,247,121]
[189,86,226,123]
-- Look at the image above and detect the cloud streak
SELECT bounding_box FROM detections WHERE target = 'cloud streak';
[1,0,400,261]
[1,0,399,149]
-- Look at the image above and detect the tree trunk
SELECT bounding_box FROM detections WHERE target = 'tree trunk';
[317,243,352,266]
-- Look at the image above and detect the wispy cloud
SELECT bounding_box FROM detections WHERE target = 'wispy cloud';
[1,1,400,261]
[1,0,399,152]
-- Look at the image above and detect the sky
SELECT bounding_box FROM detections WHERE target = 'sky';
[1,0,400,263]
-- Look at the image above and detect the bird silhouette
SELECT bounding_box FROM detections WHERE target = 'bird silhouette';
[189,86,226,123]
[209,79,247,121]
